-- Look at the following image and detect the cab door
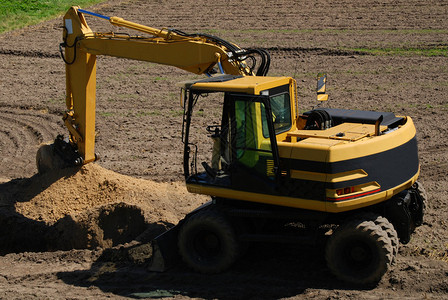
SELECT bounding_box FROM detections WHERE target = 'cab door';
[221,93,280,193]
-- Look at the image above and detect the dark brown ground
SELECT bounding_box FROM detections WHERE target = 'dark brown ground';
[0,0,447,299]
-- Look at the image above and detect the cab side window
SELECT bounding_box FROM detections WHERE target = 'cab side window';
[261,93,291,137]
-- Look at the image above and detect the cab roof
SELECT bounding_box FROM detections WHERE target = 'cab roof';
[180,75,292,95]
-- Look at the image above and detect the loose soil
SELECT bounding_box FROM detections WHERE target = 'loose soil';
[0,0,447,299]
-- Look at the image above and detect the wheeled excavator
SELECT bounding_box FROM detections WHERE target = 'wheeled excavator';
[37,7,426,285]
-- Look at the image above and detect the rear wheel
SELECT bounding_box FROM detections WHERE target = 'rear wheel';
[374,216,399,262]
[360,213,399,263]
[325,219,393,285]
[178,208,239,274]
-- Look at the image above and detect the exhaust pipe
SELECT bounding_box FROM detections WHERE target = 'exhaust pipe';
[375,115,383,136]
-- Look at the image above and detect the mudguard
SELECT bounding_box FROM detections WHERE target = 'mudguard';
[384,188,424,244]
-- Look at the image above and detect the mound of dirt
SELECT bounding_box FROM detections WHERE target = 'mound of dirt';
[0,163,207,252]
[50,202,148,250]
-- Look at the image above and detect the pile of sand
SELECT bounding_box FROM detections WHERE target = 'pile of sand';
[0,163,207,252]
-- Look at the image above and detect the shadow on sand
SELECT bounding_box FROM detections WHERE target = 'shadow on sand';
[56,241,372,299]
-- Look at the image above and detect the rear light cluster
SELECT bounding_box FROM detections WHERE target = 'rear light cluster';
[336,186,355,196]
[327,182,381,201]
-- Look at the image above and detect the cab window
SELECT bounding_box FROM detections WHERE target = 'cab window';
[262,93,291,137]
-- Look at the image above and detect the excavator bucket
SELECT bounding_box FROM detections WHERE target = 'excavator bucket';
[148,224,182,272]
[36,136,85,174]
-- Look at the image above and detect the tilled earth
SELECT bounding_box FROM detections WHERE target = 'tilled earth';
[0,0,447,299]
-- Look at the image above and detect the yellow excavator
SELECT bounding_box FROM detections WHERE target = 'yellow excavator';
[37,7,426,285]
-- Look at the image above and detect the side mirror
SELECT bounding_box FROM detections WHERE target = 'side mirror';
[316,73,329,102]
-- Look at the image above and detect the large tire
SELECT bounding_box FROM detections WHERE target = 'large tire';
[374,216,399,262]
[325,219,393,285]
[178,209,239,274]
[360,213,399,263]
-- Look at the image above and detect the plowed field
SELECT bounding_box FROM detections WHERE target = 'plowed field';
[0,0,447,299]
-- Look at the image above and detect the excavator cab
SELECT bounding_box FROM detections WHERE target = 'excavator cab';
[181,75,294,196]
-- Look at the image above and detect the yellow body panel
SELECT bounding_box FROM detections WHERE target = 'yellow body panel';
[191,76,293,95]
[288,123,387,141]
[290,169,368,183]
[279,116,416,163]
[186,183,326,211]
[326,117,415,162]
[279,139,333,162]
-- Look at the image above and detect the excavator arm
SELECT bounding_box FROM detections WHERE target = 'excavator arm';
[48,6,270,168]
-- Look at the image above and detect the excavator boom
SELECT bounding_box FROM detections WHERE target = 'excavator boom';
[53,6,269,166]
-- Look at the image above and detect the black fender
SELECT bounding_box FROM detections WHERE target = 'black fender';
[383,188,424,244]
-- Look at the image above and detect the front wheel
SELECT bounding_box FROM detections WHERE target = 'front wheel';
[178,208,239,274]
[325,219,393,285]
